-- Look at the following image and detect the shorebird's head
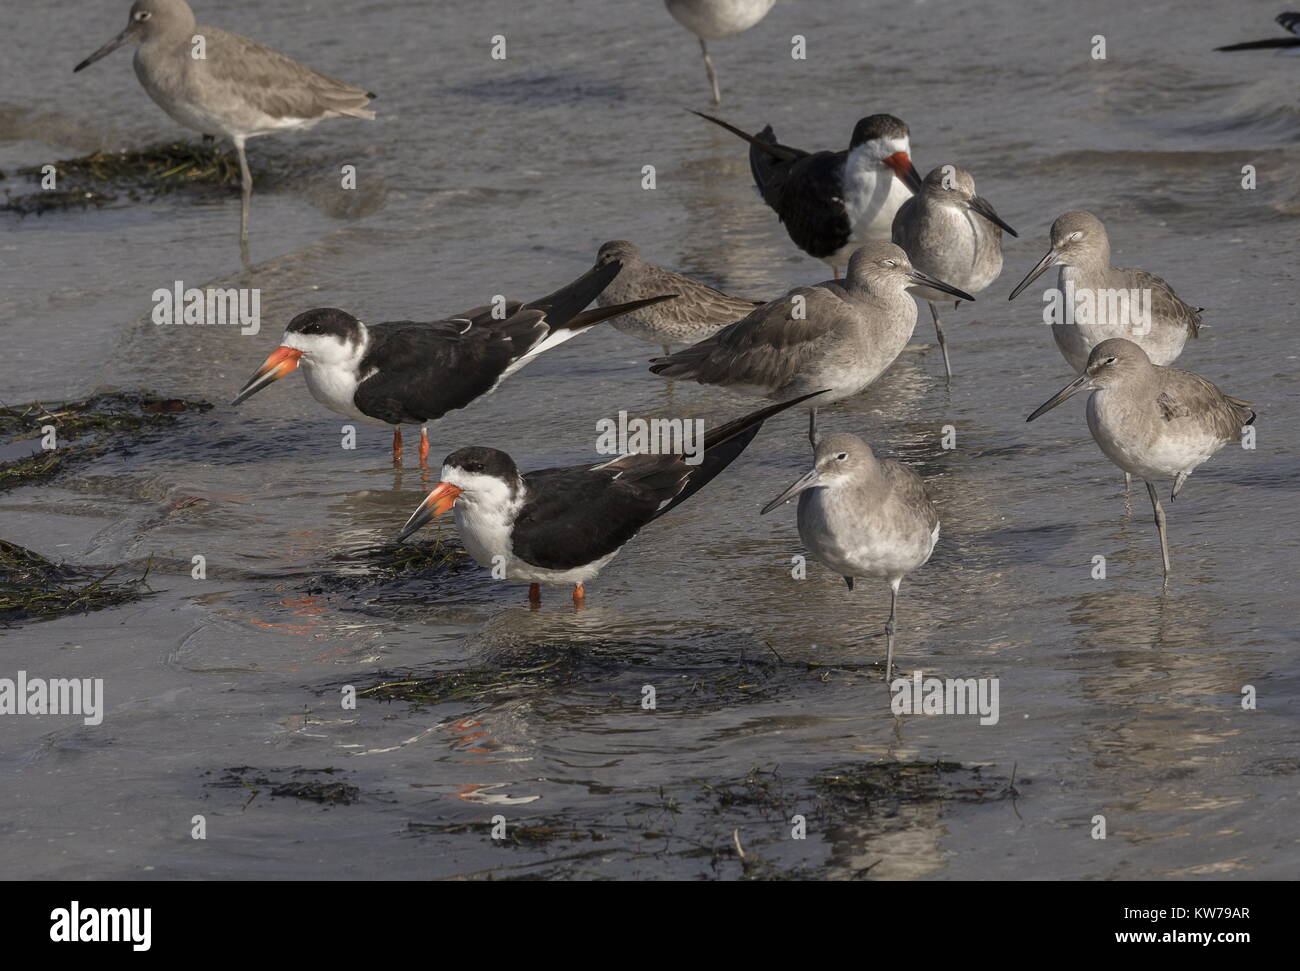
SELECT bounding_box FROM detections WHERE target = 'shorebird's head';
[921,165,1018,236]
[1009,210,1108,301]
[1026,338,1149,421]
[761,433,876,513]
[846,242,975,303]
[597,240,640,267]
[230,309,365,405]
[849,114,923,193]
[396,447,522,541]
[74,0,196,72]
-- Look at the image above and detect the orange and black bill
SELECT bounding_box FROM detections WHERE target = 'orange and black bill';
[231,346,303,405]
[396,481,462,542]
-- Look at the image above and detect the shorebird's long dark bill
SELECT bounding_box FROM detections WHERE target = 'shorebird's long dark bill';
[230,346,303,405]
[884,152,925,194]
[967,197,1019,237]
[1026,373,1091,422]
[396,482,461,542]
[908,267,975,303]
[760,468,822,515]
[1008,248,1061,301]
[74,24,137,72]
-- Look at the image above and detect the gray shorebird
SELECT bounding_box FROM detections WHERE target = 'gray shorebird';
[761,432,939,679]
[891,164,1018,381]
[649,242,974,445]
[395,392,823,605]
[691,111,924,277]
[74,0,375,256]
[1216,12,1300,52]
[1027,339,1255,579]
[1007,211,1202,373]
[665,0,776,105]
[595,240,763,354]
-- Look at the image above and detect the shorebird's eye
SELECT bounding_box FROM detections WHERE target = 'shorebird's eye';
[1104,357,1116,365]
[134,10,151,20]
[836,452,848,461]
[1069,231,1083,241]
[880,259,896,268]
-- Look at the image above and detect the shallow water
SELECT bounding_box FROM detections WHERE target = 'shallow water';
[1,0,1297,879]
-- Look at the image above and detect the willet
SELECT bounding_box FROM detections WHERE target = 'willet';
[891,164,1018,381]
[1008,211,1201,373]
[761,432,939,679]
[649,242,973,445]
[664,0,776,105]
[395,391,824,605]
[1027,338,1255,578]
[595,240,764,355]
[231,261,674,465]
[74,0,375,255]
[1216,12,1300,52]
[691,111,923,277]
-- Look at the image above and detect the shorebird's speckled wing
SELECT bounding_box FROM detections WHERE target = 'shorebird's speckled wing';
[649,287,843,390]
[197,25,376,122]
[882,459,940,534]
[647,267,763,325]
[1157,369,1255,436]
[1123,266,1203,340]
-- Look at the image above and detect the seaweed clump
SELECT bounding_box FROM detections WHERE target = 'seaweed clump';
[0,540,151,625]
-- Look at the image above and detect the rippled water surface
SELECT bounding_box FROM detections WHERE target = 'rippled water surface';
[1,0,1297,879]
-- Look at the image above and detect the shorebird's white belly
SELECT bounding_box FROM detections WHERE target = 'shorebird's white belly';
[798,489,937,582]
[665,0,775,39]
[1086,390,1223,480]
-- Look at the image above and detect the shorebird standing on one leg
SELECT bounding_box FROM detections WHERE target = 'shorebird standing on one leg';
[891,165,1017,382]
[761,433,939,679]
[1027,339,1255,581]
[664,0,776,105]
[74,0,376,259]
[691,111,923,278]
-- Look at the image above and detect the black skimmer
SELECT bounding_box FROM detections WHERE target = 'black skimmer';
[692,110,923,276]
[231,261,674,465]
[395,390,826,605]
[1216,13,1300,52]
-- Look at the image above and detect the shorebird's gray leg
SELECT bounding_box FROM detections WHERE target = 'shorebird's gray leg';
[833,265,841,281]
[699,38,721,105]
[885,579,900,680]
[661,344,671,357]
[1124,472,1132,495]
[234,135,253,251]
[808,407,819,447]
[929,302,952,383]
[1171,471,1188,500]
[1145,480,1172,577]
